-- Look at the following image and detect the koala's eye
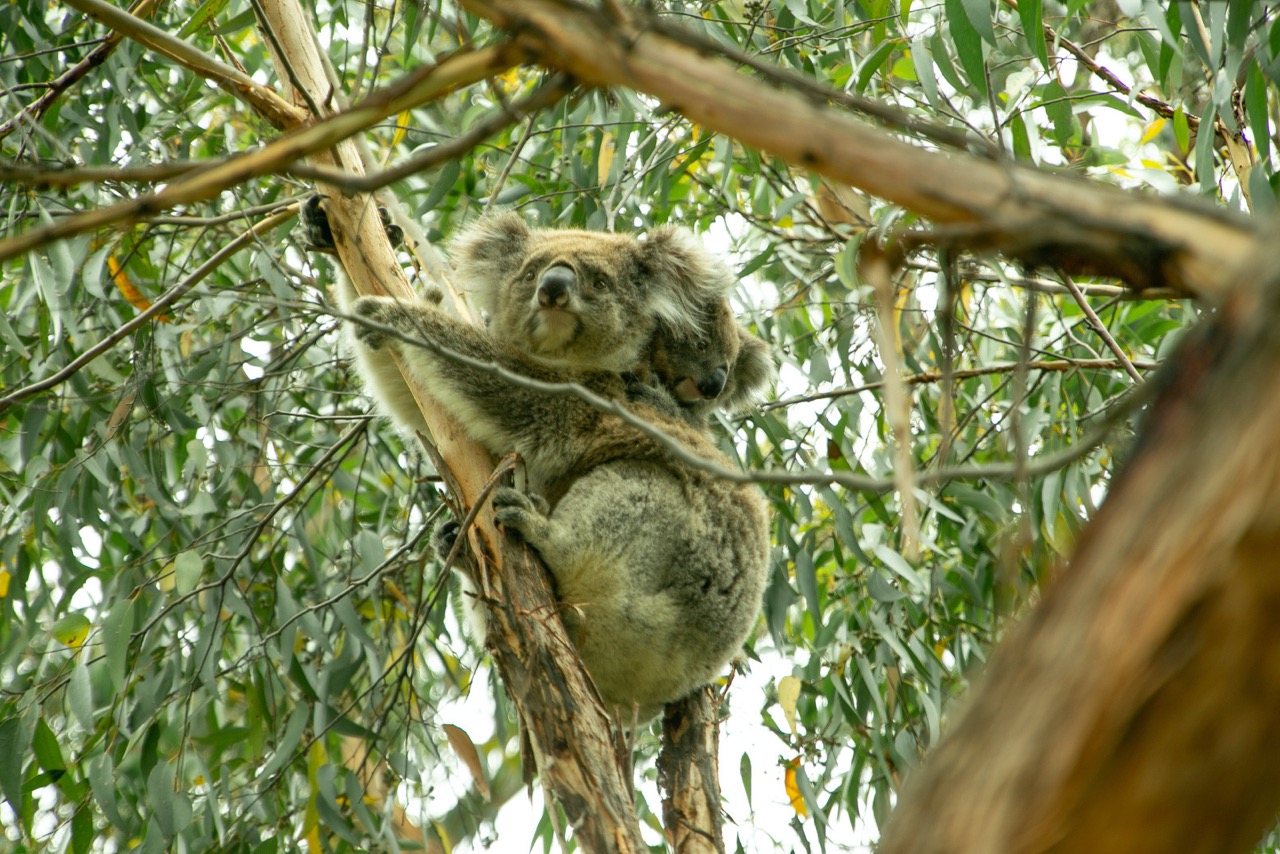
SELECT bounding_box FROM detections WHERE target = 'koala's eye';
[592,278,609,291]
[524,269,536,282]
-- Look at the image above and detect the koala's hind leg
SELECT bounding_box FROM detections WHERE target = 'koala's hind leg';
[491,487,558,557]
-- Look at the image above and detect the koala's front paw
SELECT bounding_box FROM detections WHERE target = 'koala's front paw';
[432,519,461,561]
[297,194,405,253]
[492,487,550,535]
[350,296,404,350]
[296,194,337,252]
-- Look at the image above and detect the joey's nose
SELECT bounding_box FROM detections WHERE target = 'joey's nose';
[537,265,575,308]
[698,368,728,399]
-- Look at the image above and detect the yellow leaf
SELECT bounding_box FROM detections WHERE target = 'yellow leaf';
[778,675,801,737]
[391,109,411,149]
[108,255,170,322]
[785,758,808,818]
[52,614,91,648]
[443,723,491,799]
[1139,117,1167,145]
[158,561,176,593]
[597,132,616,188]
[0,568,9,597]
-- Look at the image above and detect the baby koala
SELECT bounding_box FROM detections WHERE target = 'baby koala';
[634,297,775,429]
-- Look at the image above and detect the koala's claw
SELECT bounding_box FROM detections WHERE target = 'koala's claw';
[297,193,405,253]
[297,194,337,252]
[432,519,461,561]
[492,487,550,535]
[493,487,549,515]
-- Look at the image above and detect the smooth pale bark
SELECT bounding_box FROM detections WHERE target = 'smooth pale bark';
[256,2,647,850]
[878,238,1280,853]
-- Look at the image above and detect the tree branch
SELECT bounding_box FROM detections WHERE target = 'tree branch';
[461,0,1258,297]
[0,43,514,264]
[251,1,647,849]
[63,0,306,129]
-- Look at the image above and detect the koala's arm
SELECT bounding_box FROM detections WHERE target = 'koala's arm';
[348,294,623,482]
[296,195,438,439]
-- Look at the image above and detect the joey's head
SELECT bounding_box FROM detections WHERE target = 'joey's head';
[451,213,736,373]
[646,297,776,425]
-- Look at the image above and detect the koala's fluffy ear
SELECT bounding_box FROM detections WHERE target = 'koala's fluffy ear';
[639,226,736,334]
[721,326,776,413]
[451,212,531,312]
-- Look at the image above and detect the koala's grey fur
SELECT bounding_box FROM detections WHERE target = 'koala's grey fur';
[302,201,771,721]
[349,294,770,722]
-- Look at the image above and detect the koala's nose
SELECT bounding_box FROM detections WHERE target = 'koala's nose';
[537,265,575,308]
[697,368,728,399]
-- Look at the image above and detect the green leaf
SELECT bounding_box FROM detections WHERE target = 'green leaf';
[260,704,309,780]
[177,0,229,37]
[0,709,35,811]
[1017,0,1049,70]
[945,0,988,95]
[959,0,996,45]
[32,717,66,776]
[102,598,135,692]
[68,662,94,732]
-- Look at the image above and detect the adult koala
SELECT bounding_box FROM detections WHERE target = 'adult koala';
[301,200,771,722]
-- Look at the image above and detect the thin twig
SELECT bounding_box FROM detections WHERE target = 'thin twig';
[289,74,573,192]
[0,43,516,264]
[0,0,162,142]
[337,304,1144,495]
[763,358,1159,411]
[1060,273,1145,383]
[62,0,305,129]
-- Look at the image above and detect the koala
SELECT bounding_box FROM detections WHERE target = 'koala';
[637,297,776,429]
[349,293,771,722]
[300,200,770,722]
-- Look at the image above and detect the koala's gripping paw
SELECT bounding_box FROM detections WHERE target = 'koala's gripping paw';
[349,296,406,350]
[297,194,337,252]
[295,193,405,253]
[492,487,550,535]
[432,519,461,562]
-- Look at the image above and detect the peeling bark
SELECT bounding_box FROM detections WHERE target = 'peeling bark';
[660,688,726,854]
[879,239,1280,853]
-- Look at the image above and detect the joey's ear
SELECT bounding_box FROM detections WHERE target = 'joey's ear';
[450,212,531,309]
[720,326,776,413]
[638,226,736,333]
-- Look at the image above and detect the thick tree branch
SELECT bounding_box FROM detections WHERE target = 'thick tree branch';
[879,235,1280,853]
[659,688,726,854]
[462,0,1257,298]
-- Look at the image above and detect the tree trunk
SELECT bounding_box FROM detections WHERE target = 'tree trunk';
[878,238,1280,853]
[255,2,647,850]
[660,687,726,854]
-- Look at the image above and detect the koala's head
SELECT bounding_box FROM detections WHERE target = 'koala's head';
[451,213,732,373]
[646,297,776,424]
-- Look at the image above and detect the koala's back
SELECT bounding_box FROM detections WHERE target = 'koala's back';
[541,451,770,720]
